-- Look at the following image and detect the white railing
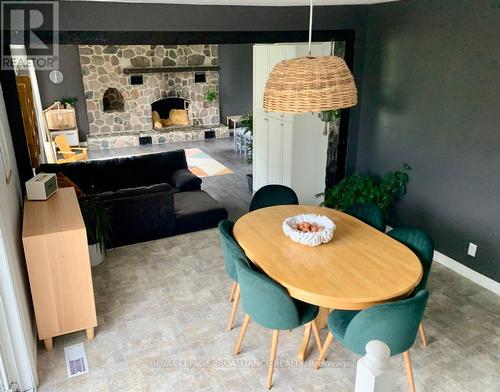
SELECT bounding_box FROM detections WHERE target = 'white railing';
[354,340,398,392]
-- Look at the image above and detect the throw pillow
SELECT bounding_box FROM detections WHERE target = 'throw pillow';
[162,118,173,127]
[168,109,189,126]
[152,111,163,129]
[152,110,161,123]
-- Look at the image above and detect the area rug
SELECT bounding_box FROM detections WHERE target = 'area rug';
[184,148,233,177]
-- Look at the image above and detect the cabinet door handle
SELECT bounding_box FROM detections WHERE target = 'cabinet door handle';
[264,118,269,122]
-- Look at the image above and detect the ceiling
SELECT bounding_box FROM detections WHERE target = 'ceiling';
[66,0,399,5]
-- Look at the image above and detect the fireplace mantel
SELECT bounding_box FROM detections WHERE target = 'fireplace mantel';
[123,65,220,74]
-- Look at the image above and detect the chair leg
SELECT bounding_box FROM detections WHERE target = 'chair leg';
[311,319,323,353]
[314,332,334,370]
[298,322,312,361]
[419,322,428,347]
[234,314,250,355]
[403,351,416,392]
[229,281,237,302]
[227,284,240,331]
[267,330,280,390]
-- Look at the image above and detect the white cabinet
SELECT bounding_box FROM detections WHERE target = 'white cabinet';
[252,43,331,204]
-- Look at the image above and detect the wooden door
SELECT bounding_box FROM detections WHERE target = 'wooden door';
[16,76,40,168]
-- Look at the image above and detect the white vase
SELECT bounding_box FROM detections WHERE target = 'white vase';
[88,244,105,267]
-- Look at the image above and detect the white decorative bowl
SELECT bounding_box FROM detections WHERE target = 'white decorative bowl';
[282,214,335,247]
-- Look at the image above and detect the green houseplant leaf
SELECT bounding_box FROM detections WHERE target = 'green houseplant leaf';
[80,197,112,255]
[240,112,253,165]
[317,164,411,217]
[205,88,217,103]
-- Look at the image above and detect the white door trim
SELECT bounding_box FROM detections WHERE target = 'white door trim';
[0,231,22,392]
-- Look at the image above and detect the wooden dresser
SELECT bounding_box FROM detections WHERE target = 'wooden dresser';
[22,187,97,350]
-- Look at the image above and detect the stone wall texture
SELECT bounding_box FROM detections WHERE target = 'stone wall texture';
[79,44,220,134]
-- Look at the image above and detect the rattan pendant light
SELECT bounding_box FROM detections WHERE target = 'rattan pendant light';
[263,0,358,113]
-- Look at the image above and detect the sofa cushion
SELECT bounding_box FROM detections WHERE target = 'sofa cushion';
[83,183,176,248]
[174,191,228,234]
[39,161,97,193]
[38,149,192,193]
[172,168,202,192]
[95,183,172,200]
[57,172,85,198]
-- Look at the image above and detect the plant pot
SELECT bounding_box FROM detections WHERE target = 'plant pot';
[246,173,253,193]
[88,244,105,267]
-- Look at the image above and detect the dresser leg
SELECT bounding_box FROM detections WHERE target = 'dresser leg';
[44,338,53,351]
[86,328,95,341]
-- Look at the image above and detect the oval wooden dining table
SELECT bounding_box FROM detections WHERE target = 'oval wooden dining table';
[233,205,423,360]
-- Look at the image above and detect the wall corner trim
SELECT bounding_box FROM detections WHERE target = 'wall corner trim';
[432,250,500,296]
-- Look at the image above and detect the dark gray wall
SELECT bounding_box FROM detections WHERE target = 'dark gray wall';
[357,0,500,281]
[218,44,253,122]
[34,45,88,138]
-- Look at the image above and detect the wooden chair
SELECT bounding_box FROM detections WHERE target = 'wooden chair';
[54,135,87,162]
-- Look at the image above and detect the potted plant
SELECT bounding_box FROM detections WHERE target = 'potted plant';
[204,88,217,103]
[80,197,112,267]
[240,112,253,192]
[60,97,78,108]
[317,164,411,218]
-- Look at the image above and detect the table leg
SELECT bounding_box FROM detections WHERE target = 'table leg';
[316,307,330,329]
[86,327,95,341]
[44,338,53,351]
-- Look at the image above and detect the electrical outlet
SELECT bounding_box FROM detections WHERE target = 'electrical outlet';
[468,242,477,257]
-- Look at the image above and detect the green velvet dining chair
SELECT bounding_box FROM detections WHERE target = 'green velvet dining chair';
[234,257,322,390]
[315,290,429,392]
[388,227,434,346]
[218,220,249,331]
[249,184,299,212]
[344,203,386,232]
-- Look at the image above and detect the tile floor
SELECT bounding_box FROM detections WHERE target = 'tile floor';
[36,229,500,391]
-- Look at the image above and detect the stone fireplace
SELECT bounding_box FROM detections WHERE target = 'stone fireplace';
[79,45,220,135]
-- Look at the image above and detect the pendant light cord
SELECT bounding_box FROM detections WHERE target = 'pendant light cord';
[308,0,313,55]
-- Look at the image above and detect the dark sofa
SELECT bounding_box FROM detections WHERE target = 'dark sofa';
[38,150,228,247]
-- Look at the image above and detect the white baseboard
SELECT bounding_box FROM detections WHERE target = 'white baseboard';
[432,250,500,296]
